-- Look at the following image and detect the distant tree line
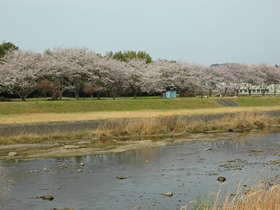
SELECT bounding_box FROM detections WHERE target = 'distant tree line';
[0,42,279,101]
[0,41,18,59]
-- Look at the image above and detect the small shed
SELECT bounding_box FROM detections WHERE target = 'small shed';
[162,85,177,98]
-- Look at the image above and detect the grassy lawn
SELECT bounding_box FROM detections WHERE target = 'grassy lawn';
[0,97,221,115]
[232,96,280,106]
[0,96,280,124]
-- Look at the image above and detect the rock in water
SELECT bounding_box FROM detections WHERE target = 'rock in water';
[217,176,226,182]
[42,195,54,200]
[116,176,130,180]
[250,149,263,153]
[163,191,173,196]
[35,195,54,200]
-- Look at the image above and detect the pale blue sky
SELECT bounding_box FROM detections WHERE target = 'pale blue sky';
[1,0,280,65]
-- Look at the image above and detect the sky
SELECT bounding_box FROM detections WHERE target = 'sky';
[1,0,280,66]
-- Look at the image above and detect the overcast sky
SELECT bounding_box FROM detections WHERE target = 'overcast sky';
[1,0,279,66]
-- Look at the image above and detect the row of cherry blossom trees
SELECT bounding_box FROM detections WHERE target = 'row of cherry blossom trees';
[0,47,279,100]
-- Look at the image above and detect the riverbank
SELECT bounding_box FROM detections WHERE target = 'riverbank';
[0,110,275,141]
[0,110,279,160]
[1,97,280,159]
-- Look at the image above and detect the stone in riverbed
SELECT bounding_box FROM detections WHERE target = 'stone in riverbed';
[211,170,219,176]
[116,176,130,180]
[35,195,54,200]
[250,149,263,153]
[163,191,173,197]
[8,152,17,157]
[217,176,226,182]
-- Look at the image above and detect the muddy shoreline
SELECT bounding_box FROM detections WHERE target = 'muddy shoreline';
[1,110,280,161]
[0,132,241,160]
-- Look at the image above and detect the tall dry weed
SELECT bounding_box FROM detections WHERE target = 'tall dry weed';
[94,112,270,138]
[184,120,207,133]
[209,112,269,131]
[0,112,272,144]
[181,181,280,210]
[95,118,167,136]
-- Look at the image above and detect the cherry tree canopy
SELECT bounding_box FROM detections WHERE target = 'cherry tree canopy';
[0,47,279,100]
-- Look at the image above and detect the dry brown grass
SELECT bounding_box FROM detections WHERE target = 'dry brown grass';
[95,118,167,137]
[0,106,279,125]
[0,111,273,145]
[0,130,97,145]
[208,112,269,131]
[181,181,280,210]
[95,112,270,137]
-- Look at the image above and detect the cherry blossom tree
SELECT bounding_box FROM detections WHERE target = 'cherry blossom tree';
[1,45,280,100]
[243,64,267,96]
[142,60,179,94]
[0,49,41,100]
[40,47,99,99]
[103,58,127,99]
[40,50,70,100]
[125,59,147,98]
[177,62,205,96]
[200,67,218,97]
[85,56,110,99]
[256,64,280,95]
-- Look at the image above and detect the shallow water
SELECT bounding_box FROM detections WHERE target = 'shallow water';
[1,131,280,210]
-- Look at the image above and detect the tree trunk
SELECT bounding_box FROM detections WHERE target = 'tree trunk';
[248,89,251,96]
[223,88,228,97]
[235,89,239,96]
[261,89,265,96]
[208,89,212,97]
[58,89,63,100]
[75,87,80,100]
[97,92,101,100]
[21,94,26,101]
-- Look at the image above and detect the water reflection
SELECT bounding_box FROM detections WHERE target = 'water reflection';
[2,131,280,210]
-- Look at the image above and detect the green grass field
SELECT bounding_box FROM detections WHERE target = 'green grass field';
[233,96,280,106]
[0,97,221,115]
[1,96,280,115]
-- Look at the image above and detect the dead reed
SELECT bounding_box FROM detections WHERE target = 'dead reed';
[0,130,97,145]
[0,111,273,145]
[181,181,280,210]
[95,112,270,138]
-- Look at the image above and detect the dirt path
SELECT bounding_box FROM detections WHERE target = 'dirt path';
[1,106,280,125]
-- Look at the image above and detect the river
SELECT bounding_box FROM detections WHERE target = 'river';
[1,130,280,210]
